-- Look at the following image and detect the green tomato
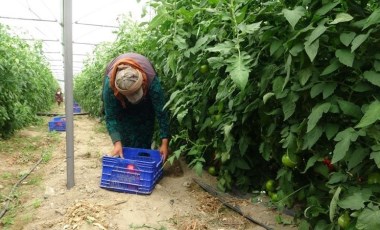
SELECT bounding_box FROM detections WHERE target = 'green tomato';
[338,213,350,229]
[199,64,209,74]
[367,172,380,184]
[208,166,217,176]
[282,153,298,168]
[265,179,275,192]
[270,193,279,202]
[214,114,221,121]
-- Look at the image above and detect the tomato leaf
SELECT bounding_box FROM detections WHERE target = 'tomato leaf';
[282,6,306,29]
[332,128,359,164]
[305,39,319,62]
[270,40,282,56]
[148,8,170,29]
[206,41,234,55]
[262,92,274,104]
[282,94,297,121]
[176,109,188,124]
[355,100,380,128]
[194,161,204,176]
[226,52,251,90]
[337,99,362,119]
[363,71,380,87]
[302,125,323,150]
[259,142,272,161]
[322,82,337,99]
[347,147,369,170]
[325,123,340,140]
[298,67,312,85]
[307,102,331,132]
[238,21,262,34]
[314,1,340,18]
[356,208,380,230]
[335,49,355,67]
[340,32,356,46]
[330,13,353,24]
[351,31,371,53]
[328,172,348,184]
[310,83,324,98]
[301,154,319,174]
[363,8,380,30]
[375,60,380,72]
[321,59,341,76]
[190,35,212,54]
[305,24,327,45]
[235,158,250,170]
[338,188,372,210]
[329,186,341,222]
[290,43,304,56]
[370,150,380,168]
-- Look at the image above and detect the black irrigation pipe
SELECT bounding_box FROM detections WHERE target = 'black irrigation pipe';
[193,178,273,230]
[0,157,43,219]
[37,112,89,116]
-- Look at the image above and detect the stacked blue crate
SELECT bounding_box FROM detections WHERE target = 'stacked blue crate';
[48,116,66,132]
[73,102,81,113]
[73,106,81,113]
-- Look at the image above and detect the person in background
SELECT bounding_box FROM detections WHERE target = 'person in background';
[55,88,63,106]
[102,52,170,161]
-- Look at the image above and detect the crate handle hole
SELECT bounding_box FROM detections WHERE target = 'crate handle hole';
[138,152,150,157]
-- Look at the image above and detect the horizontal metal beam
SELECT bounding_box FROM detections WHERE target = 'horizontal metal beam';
[73,41,98,46]
[74,21,118,28]
[0,16,58,23]
[23,38,60,42]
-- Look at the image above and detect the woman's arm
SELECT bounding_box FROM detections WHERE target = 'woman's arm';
[149,77,170,161]
[103,77,124,156]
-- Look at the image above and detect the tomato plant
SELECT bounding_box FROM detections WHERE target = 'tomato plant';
[72,0,380,228]
[0,24,58,138]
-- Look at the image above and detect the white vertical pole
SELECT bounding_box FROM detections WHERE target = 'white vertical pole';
[63,0,75,189]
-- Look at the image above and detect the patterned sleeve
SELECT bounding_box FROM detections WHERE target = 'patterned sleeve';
[102,77,122,143]
[149,77,170,139]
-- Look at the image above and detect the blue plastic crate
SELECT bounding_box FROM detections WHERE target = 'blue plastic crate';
[100,147,163,194]
[48,116,66,132]
[73,102,79,107]
[73,106,81,113]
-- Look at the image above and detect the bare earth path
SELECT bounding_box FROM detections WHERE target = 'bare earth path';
[1,106,298,230]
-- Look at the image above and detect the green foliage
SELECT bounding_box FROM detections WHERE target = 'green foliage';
[73,0,380,228]
[0,24,58,138]
[145,0,380,228]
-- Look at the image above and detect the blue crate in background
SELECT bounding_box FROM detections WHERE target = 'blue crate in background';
[48,116,66,132]
[100,147,163,194]
[73,106,81,113]
[73,102,79,107]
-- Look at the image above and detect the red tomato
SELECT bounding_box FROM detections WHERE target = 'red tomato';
[127,164,135,170]
[323,157,334,172]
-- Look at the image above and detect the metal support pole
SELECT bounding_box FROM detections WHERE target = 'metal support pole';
[63,0,75,189]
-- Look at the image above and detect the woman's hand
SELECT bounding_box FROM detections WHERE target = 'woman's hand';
[159,138,169,162]
[111,141,123,158]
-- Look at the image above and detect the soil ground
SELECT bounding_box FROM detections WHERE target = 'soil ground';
[0,105,298,230]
